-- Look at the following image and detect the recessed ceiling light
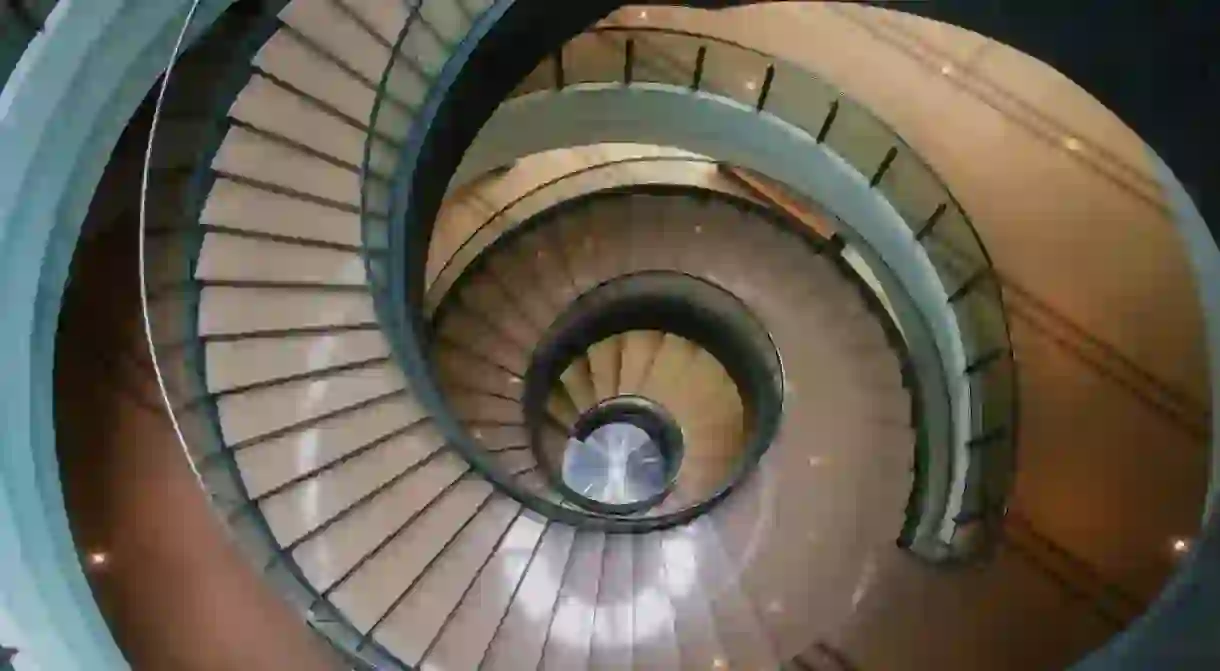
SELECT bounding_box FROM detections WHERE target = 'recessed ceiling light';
[940,63,954,76]
[87,551,108,567]
[638,10,648,19]
[1063,136,1083,152]
[745,80,757,91]
[1172,538,1191,554]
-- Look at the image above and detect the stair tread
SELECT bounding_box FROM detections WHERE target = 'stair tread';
[325,470,489,631]
[198,285,375,336]
[481,524,578,671]
[233,392,422,498]
[261,423,446,553]
[540,531,606,671]
[590,533,634,670]
[418,511,548,671]
[372,495,522,665]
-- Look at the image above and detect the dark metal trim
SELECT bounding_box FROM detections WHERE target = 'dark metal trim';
[624,37,635,84]
[965,348,1006,375]
[756,63,775,111]
[691,44,707,90]
[816,99,839,143]
[870,146,899,187]
[948,267,991,303]
[914,202,947,241]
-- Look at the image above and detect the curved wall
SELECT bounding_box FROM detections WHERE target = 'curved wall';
[0,0,230,667]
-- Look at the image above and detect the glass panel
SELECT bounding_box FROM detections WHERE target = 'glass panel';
[701,41,772,107]
[630,30,700,87]
[877,149,946,234]
[822,97,895,177]
[565,30,629,85]
[760,60,837,139]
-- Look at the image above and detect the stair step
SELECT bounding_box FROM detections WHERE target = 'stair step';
[233,392,423,498]
[373,495,522,665]
[260,423,448,550]
[196,232,366,287]
[289,443,456,593]
[638,333,698,407]
[585,337,621,401]
[590,533,634,670]
[215,359,403,445]
[198,286,375,336]
[326,470,490,631]
[254,30,389,132]
[201,176,362,247]
[559,358,598,413]
[617,330,665,396]
[482,524,577,671]
[457,273,544,348]
[686,517,778,669]
[228,72,385,169]
[213,125,360,207]
[632,535,682,669]
[281,0,392,85]
[540,531,606,671]
[658,527,728,670]
[435,344,525,400]
[436,305,531,373]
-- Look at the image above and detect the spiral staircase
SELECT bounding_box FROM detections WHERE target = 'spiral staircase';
[3,0,1220,670]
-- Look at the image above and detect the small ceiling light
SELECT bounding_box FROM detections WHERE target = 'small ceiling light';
[712,658,727,670]
[87,551,108,567]
[638,10,648,19]
[1063,136,1083,152]
[1172,537,1191,554]
[808,456,823,468]
[940,63,954,76]
[745,79,757,91]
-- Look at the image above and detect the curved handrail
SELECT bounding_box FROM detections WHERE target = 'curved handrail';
[500,22,1019,554]
[365,17,1017,547]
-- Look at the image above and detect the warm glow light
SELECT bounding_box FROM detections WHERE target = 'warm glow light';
[745,79,757,91]
[87,551,108,567]
[1063,136,1083,152]
[1172,538,1191,554]
[638,10,648,19]
[940,63,954,76]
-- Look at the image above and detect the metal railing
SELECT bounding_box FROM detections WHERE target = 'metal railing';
[366,22,1018,555]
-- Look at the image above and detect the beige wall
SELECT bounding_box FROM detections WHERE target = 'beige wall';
[54,171,346,671]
